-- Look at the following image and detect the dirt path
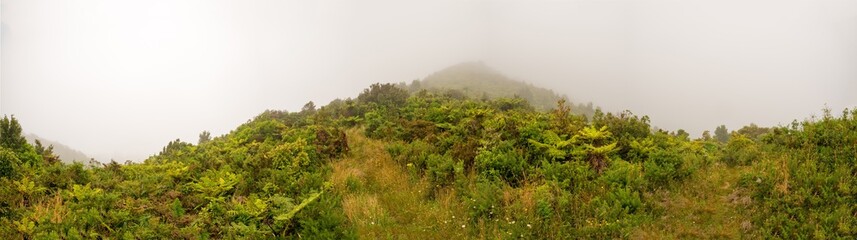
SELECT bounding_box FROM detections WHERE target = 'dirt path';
[330,129,472,239]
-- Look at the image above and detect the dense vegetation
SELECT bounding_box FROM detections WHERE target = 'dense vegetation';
[1,79,854,239]
[742,109,857,238]
[0,111,353,238]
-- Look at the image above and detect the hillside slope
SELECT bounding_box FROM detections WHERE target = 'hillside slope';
[25,134,92,163]
[408,62,596,116]
[1,73,854,239]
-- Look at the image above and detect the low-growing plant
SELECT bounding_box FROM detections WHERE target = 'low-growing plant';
[722,134,762,166]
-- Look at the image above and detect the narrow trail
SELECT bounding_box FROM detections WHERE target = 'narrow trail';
[331,129,757,239]
[631,163,756,239]
[330,129,472,239]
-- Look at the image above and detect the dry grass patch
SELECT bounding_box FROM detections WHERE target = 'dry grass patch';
[342,194,386,224]
[331,129,474,239]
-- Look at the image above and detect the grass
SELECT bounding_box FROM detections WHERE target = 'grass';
[332,129,761,239]
[331,129,472,239]
[631,162,757,239]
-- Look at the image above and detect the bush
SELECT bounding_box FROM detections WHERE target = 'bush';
[357,83,409,109]
[643,149,691,187]
[600,186,643,215]
[462,177,503,221]
[475,141,528,185]
[363,109,399,139]
[539,160,594,192]
[722,134,761,166]
[0,147,19,179]
[425,154,459,188]
[386,140,434,170]
[742,108,857,238]
[601,160,646,191]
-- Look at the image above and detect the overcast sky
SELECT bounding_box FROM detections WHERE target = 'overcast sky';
[2,0,855,161]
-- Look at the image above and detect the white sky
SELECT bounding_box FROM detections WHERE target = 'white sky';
[2,0,856,161]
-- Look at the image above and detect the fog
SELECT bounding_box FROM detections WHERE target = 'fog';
[2,0,855,162]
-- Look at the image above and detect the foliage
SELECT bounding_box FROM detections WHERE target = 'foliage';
[198,131,212,145]
[357,83,409,109]
[714,124,730,143]
[591,110,651,161]
[0,116,29,153]
[722,133,761,166]
[736,123,771,140]
[475,140,529,185]
[4,80,850,239]
[642,148,690,187]
[742,108,857,238]
[346,87,700,237]
[0,111,350,238]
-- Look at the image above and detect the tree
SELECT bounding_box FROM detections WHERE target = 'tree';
[0,116,40,166]
[549,99,585,136]
[357,83,410,108]
[528,130,576,161]
[409,79,422,92]
[302,101,317,114]
[714,125,730,143]
[591,110,651,160]
[0,116,28,152]
[158,139,193,160]
[736,123,770,140]
[33,140,59,164]
[574,126,617,173]
[674,129,690,141]
[198,131,212,145]
[702,130,712,141]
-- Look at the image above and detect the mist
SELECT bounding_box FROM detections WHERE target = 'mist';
[2,0,855,162]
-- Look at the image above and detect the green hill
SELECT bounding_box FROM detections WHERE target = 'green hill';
[25,134,93,164]
[407,62,596,116]
[0,68,854,239]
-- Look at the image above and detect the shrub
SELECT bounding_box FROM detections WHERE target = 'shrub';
[425,154,458,187]
[357,83,409,109]
[386,140,434,170]
[600,186,643,215]
[643,149,690,188]
[722,134,761,166]
[601,160,646,191]
[0,147,19,179]
[539,160,594,192]
[462,178,503,221]
[742,108,857,238]
[475,141,528,185]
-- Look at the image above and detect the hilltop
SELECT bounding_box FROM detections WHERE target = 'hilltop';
[407,62,597,117]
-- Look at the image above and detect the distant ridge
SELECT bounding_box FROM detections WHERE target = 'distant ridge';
[408,62,596,116]
[25,134,93,164]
